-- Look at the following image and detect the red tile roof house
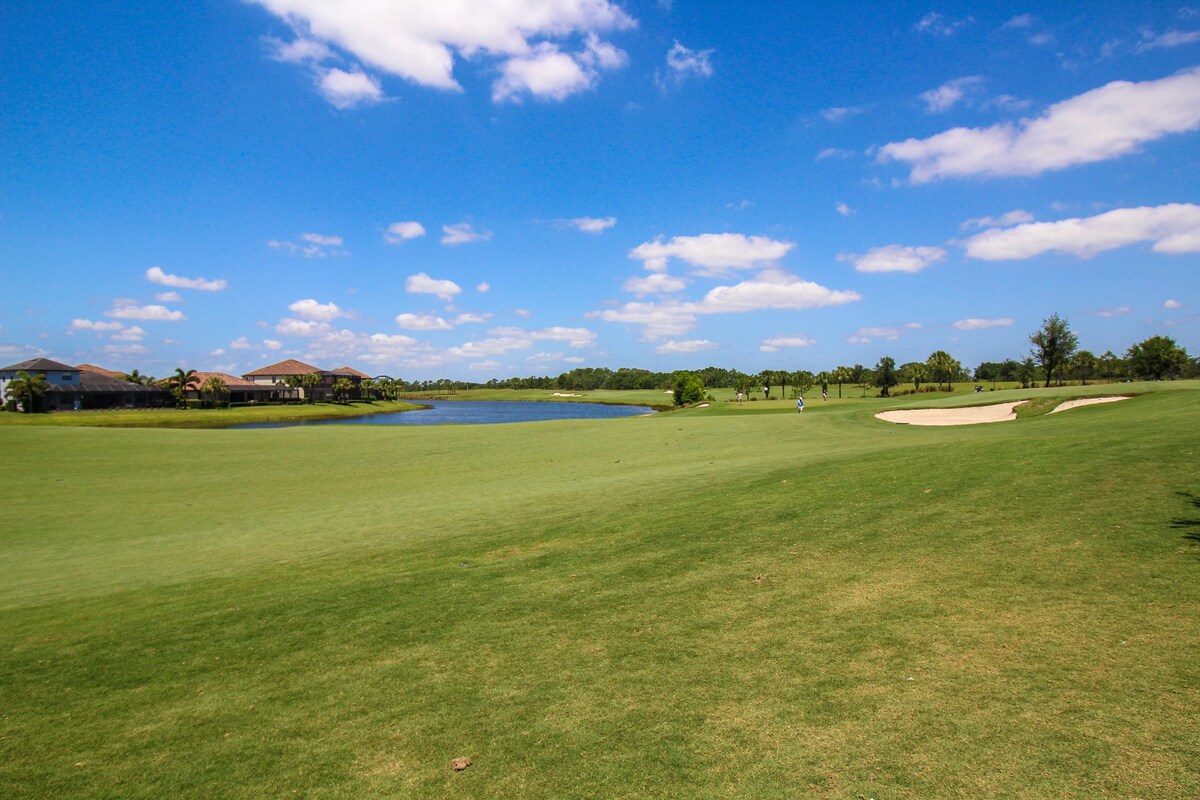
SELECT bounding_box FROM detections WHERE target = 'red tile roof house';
[184,372,283,405]
[241,360,369,402]
[0,358,169,412]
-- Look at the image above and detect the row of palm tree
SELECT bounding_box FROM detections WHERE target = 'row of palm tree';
[3,370,50,413]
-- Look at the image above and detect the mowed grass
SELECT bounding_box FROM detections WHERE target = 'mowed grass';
[0,400,421,428]
[1,383,1197,798]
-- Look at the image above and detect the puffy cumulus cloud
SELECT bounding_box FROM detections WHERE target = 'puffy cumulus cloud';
[154,291,183,303]
[405,272,462,301]
[394,312,489,331]
[588,301,698,340]
[853,326,905,341]
[880,68,1200,182]
[104,300,186,321]
[441,222,491,245]
[961,209,1034,230]
[476,282,490,293]
[1165,299,1182,309]
[846,244,947,273]
[250,0,634,104]
[288,298,349,321]
[657,41,713,89]
[318,68,384,108]
[562,216,616,233]
[110,326,146,342]
[146,266,227,291]
[759,335,815,352]
[493,36,628,103]
[953,318,1014,330]
[622,273,687,295]
[656,339,717,354]
[231,336,253,349]
[514,308,533,317]
[964,203,1200,260]
[69,319,124,332]
[835,202,855,217]
[385,221,426,243]
[489,325,597,348]
[920,76,983,113]
[101,344,149,356]
[629,233,794,276]
[268,232,346,258]
[264,339,283,350]
[275,318,333,337]
[592,271,860,340]
[469,359,503,372]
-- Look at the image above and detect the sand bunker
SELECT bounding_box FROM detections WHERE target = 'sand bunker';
[877,395,1132,426]
[875,402,1026,426]
[551,392,581,397]
[1048,396,1130,413]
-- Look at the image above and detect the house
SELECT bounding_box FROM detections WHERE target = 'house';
[242,359,367,401]
[185,371,290,404]
[0,358,169,411]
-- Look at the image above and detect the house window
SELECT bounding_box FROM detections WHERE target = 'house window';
[59,373,73,382]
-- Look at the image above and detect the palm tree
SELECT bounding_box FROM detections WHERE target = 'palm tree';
[122,368,145,385]
[4,370,49,413]
[359,378,376,401]
[168,368,198,408]
[200,375,228,408]
[300,372,322,403]
[332,377,354,403]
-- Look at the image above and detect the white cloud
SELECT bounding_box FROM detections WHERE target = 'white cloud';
[231,336,253,349]
[1096,307,1133,317]
[961,209,1035,230]
[385,221,426,243]
[855,326,904,340]
[964,203,1200,259]
[104,300,186,322]
[264,339,283,350]
[656,339,717,354]
[110,325,146,342]
[405,272,462,301]
[469,360,502,372]
[288,298,348,321]
[622,273,688,295]
[493,43,593,103]
[101,344,149,356]
[69,319,124,332]
[268,233,345,258]
[953,318,1014,330]
[564,216,617,233]
[1135,28,1200,52]
[629,233,793,276]
[1002,14,1035,29]
[816,147,855,161]
[915,12,973,36]
[759,335,815,352]
[275,318,333,337]
[441,222,491,245]
[591,270,860,340]
[514,309,533,317]
[395,313,454,331]
[920,76,983,113]
[145,266,227,291]
[658,41,713,88]
[880,68,1200,182]
[210,348,227,356]
[318,67,384,108]
[847,244,947,273]
[154,291,183,303]
[1165,299,1182,309]
[251,0,634,104]
[476,282,490,293]
[835,202,855,217]
[820,106,866,123]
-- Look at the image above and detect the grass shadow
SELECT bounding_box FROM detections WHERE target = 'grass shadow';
[1171,492,1200,548]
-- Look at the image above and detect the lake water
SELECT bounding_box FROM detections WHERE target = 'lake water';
[235,399,657,428]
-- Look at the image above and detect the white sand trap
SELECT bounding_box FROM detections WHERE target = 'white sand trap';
[875,401,1026,426]
[1049,396,1130,413]
[551,392,581,397]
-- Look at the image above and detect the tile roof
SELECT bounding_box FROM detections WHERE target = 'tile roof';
[242,359,322,377]
[192,371,261,389]
[76,363,125,379]
[336,366,372,379]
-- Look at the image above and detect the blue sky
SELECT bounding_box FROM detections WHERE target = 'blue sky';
[2,1,1198,380]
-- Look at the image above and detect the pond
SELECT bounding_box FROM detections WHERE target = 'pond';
[234,399,657,428]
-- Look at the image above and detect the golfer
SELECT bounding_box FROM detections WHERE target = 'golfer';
[796,396,805,413]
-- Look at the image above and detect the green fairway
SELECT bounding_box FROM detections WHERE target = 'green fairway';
[2,382,1197,798]
[0,400,422,428]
